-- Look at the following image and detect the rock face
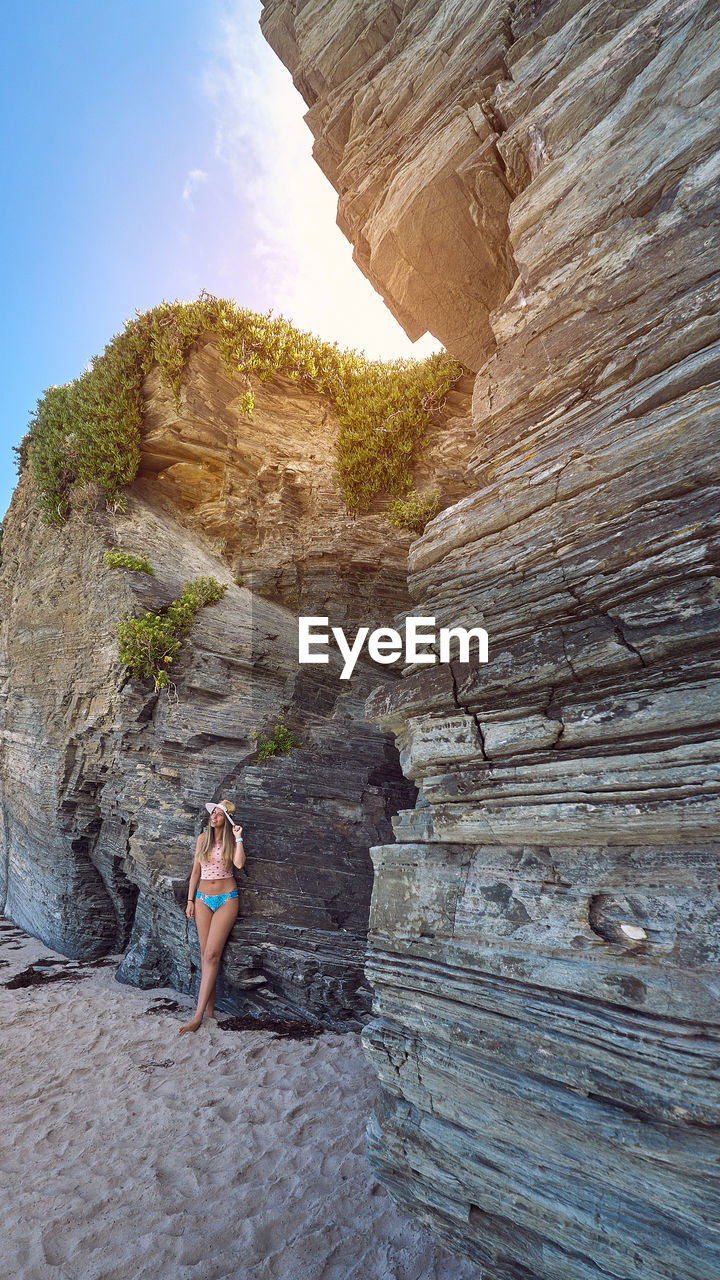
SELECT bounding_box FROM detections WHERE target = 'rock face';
[261,0,518,371]
[262,0,720,1274]
[138,333,476,621]
[0,353,471,1030]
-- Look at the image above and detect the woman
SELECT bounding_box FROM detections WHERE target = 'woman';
[179,799,245,1035]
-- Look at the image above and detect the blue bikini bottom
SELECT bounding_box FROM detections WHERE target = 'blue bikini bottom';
[196,888,238,912]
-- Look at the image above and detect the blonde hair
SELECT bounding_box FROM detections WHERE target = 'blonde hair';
[198,800,236,872]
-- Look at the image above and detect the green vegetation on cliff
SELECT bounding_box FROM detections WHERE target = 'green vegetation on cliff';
[116,575,226,692]
[103,548,155,575]
[15,294,464,525]
[387,488,441,532]
[255,716,302,761]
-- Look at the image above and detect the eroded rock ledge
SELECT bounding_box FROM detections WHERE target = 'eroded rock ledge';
[262,0,520,370]
[137,332,476,620]
[262,0,720,1274]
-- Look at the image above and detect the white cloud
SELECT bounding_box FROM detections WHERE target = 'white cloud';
[182,168,209,210]
[202,2,440,360]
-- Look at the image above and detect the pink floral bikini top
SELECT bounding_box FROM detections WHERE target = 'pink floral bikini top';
[200,840,232,880]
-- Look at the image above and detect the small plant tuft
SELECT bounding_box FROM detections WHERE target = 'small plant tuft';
[103,548,155,575]
[386,488,441,532]
[116,575,226,692]
[255,716,302,761]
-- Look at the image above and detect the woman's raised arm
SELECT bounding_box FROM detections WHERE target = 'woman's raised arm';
[232,824,245,870]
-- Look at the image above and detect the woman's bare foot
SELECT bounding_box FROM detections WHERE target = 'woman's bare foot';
[179,1015,203,1035]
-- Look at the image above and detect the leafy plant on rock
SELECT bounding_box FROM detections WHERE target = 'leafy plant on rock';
[255,716,302,761]
[16,294,466,525]
[117,575,226,692]
[103,548,155,574]
[386,488,441,532]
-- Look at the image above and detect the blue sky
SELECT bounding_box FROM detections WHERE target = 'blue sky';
[0,0,438,522]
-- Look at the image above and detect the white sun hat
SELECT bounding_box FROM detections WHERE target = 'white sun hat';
[204,800,237,825]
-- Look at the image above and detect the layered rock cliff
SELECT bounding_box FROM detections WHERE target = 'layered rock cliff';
[262,0,720,1275]
[0,342,473,1030]
[138,332,476,619]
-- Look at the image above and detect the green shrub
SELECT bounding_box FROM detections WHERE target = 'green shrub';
[103,548,155,574]
[117,575,226,691]
[386,488,441,532]
[19,294,466,524]
[255,716,302,761]
[234,574,245,587]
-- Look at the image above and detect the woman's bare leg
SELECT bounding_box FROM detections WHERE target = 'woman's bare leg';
[193,900,215,1017]
[179,895,238,1034]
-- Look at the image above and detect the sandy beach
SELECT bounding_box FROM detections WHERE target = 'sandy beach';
[0,917,480,1280]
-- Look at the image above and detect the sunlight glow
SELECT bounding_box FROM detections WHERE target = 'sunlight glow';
[202,4,441,361]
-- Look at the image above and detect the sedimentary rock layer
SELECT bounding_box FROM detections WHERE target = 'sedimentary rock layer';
[261,0,519,370]
[263,0,720,1273]
[0,465,403,1028]
[1,353,476,1028]
[137,333,475,622]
